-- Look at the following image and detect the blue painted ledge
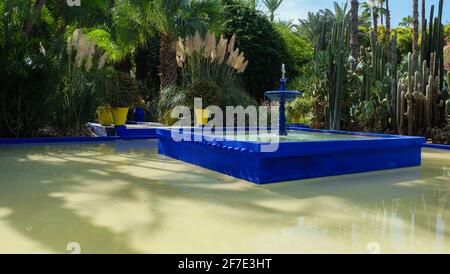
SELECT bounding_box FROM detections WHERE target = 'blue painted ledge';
[0,135,156,145]
[422,143,450,150]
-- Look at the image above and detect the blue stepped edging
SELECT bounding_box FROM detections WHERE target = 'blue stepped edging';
[115,125,158,138]
[157,127,426,184]
[422,143,450,150]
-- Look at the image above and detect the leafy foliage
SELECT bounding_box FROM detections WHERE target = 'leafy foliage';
[287,53,328,129]
[0,0,58,137]
[286,97,314,125]
[274,24,313,74]
[52,29,113,136]
[261,0,283,22]
[297,1,353,43]
[185,80,222,107]
[221,0,291,100]
[395,27,413,61]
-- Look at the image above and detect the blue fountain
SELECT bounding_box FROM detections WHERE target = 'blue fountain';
[264,64,302,135]
[157,67,424,184]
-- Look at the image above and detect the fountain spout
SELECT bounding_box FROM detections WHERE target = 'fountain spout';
[264,64,302,136]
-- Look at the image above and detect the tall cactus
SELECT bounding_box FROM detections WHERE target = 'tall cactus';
[390,33,398,130]
[326,20,349,130]
[420,0,445,90]
[370,33,386,83]
[405,53,415,135]
[397,72,406,134]
[398,0,448,136]
[401,50,446,136]
[446,71,450,115]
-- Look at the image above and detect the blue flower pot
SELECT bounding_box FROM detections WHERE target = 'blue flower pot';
[133,107,146,122]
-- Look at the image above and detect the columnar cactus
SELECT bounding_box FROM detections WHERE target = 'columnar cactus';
[398,0,448,136]
[390,33,398,130]
[325,19,350,130]
[397,76,406,134]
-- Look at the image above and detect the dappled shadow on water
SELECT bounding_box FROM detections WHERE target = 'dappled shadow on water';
[0,141,449,253]
[260,148,450,253]
[0,140,305,253]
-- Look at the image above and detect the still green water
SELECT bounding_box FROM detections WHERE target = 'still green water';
[0,140,449,254]
[210,130,377,142]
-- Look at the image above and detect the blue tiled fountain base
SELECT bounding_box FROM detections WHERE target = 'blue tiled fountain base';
[157,128,425,184]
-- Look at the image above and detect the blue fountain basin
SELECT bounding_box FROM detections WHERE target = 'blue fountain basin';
[264,90,302,102]
[157,127,425,184]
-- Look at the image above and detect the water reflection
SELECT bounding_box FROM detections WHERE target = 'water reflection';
[0,141,449,253]
[263,149,450,253]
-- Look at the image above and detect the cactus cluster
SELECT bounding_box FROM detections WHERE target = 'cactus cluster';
[359,34,387,102]
[396,0,448,136]
[325,19,350,130]
[420,0,446,90]
[390,33,398,130]
[313,0,448,135]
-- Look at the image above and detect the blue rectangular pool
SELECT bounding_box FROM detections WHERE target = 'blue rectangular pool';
[157,128,426,184]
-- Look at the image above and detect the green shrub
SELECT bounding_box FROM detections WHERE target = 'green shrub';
[274,24,313,74]
[52,29,114,136]
[395,27,413,61]
[185,80,222,108]
[221,0,292,100]
[287,52,328,128]
[158,85,186,125]
[0,0,59,137]
[286,97,314,125]
[444,24,450,38]
[113,72,143,107]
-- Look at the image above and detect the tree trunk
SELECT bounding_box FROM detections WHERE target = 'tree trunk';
[380,1,384,26]
[159,34,178,90]
[421,0,426,29]
[372,8,378,39]
[24,0,46,37]
[386,0,391,62]
[115,55,132,73]
[350,0,359,69]
[412,0,419,66]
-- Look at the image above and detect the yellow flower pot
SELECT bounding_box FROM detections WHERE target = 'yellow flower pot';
[194,108,209,126]
[96,106,114,126]
[111,107,129,126]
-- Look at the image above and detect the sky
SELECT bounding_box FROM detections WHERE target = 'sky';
[262,0,450,26]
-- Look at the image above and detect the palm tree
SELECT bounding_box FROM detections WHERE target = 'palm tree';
[298,12,331,41]
[322,1,350,24]
[262,0,283,22]
[379,0,384,26]
[399,16,414,28]
[277,19,295,31]
[350,0,359,68]
[113,0,223,89]
[250,0,259,9]
[361,0,380,38]
[298,2,350,42]
[24,0,110,38]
